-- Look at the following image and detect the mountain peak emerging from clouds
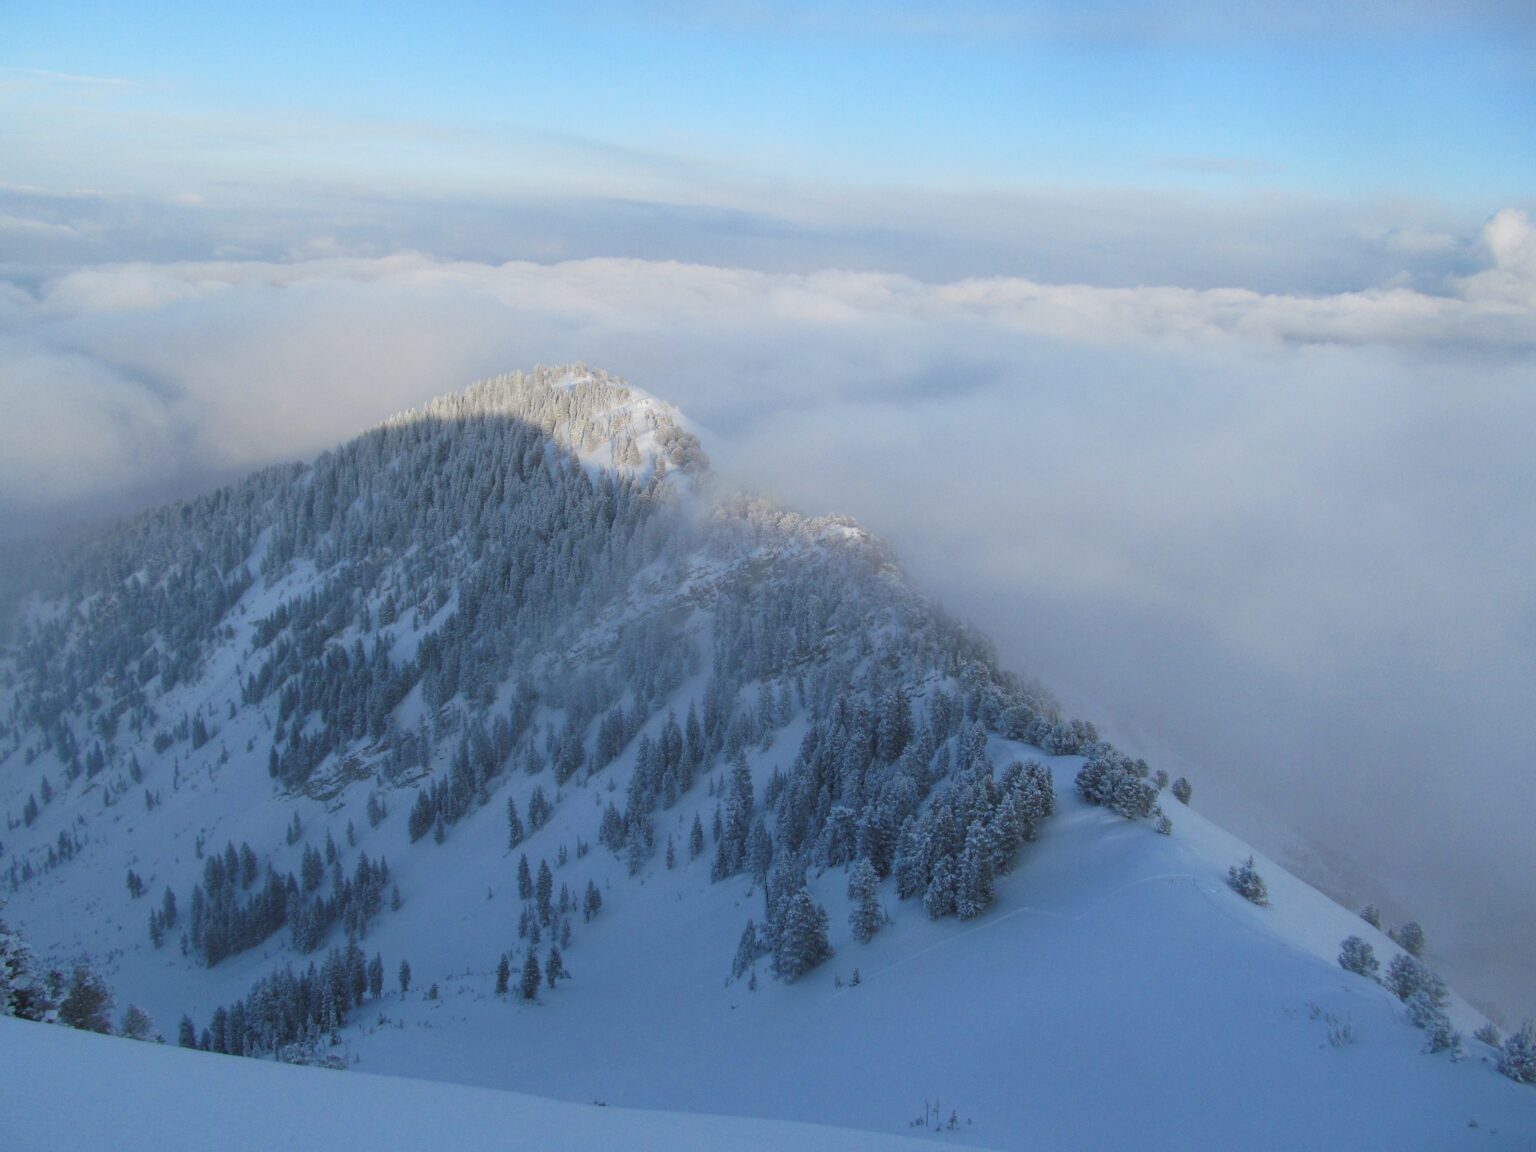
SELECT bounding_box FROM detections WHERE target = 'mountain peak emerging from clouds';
[383,363,711,484]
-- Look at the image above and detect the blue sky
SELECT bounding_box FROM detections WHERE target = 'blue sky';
[4,1,1533,210]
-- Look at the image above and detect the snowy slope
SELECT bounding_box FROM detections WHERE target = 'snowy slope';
[0,1016,961,1152]
[0,366,1532,1151]
[325,744,1536,1151]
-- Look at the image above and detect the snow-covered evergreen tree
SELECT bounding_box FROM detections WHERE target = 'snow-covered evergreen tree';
[1385,953,1424,1002]
[1391,921,1426,959]
[520,948,542,1001]
[0,915,50,1021]
[1226,857,1269,906]
[1338,936,1380,980]
[57,963,114,1033]
[847,860,883,944]
[771,887,832,983]
[1498,1023,1536,1085]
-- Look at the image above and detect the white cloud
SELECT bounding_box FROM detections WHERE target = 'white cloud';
[1458,208,1536,307]
[0,345,178,505]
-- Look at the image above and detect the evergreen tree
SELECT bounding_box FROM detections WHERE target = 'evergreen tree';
[517,854,533,901]
[119,1005,155,1041]
[771,888,832,982]
[1338,936,1380,979]
[408,791,434,842]
[731,920,761,980]
[583,880,603,921]
[689,813,705,860]
[398,959,412,995]
[495,953,511,995]
[923,855,958,920]
[520,949,542,1000]
[1390,921,1426,958]
[955,821,995,920]
[1406,968,1456,1053]
[745,817,774,883]
[58,963,114,1033]
[1384,953,1424,1002]
[625,816,653,875]
[536,860,555,922]
[1226,857,1269,906]
[0,917,51,1021]
[1498,1024,1536,1085]
[545,944,567,988]
[506,796,525,849]
[848,859,883,944]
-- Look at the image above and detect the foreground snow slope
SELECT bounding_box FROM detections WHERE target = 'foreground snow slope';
[330,756,1535,1152]
[0,1017,960,1152]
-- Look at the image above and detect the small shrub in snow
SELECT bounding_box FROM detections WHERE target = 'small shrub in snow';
[1171,777,1192,805]
[1227,857,1269,906]
[277,1040,348,1070]
[1154,811,1173,836]
[1338,936,1379,979]
[1303,1006,1355,1048]
[1360,904,1382,929]
[1473,1022,1501,1048]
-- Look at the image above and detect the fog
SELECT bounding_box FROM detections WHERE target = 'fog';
[1,205,1533,1018]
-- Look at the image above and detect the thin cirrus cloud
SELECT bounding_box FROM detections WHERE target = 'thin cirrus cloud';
[2,209,1535,1021]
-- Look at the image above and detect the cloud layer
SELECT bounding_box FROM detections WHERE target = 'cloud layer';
[2,211,1535,1017]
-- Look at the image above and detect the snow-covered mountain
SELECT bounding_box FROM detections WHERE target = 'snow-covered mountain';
[1,365,1532,1150]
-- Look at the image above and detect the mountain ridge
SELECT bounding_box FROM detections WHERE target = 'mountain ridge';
[1,365,1532,1149]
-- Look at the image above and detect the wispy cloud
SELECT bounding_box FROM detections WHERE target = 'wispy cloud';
[635,0,1536,45]
[0,66,156,90]
[1147,154,1285,177]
